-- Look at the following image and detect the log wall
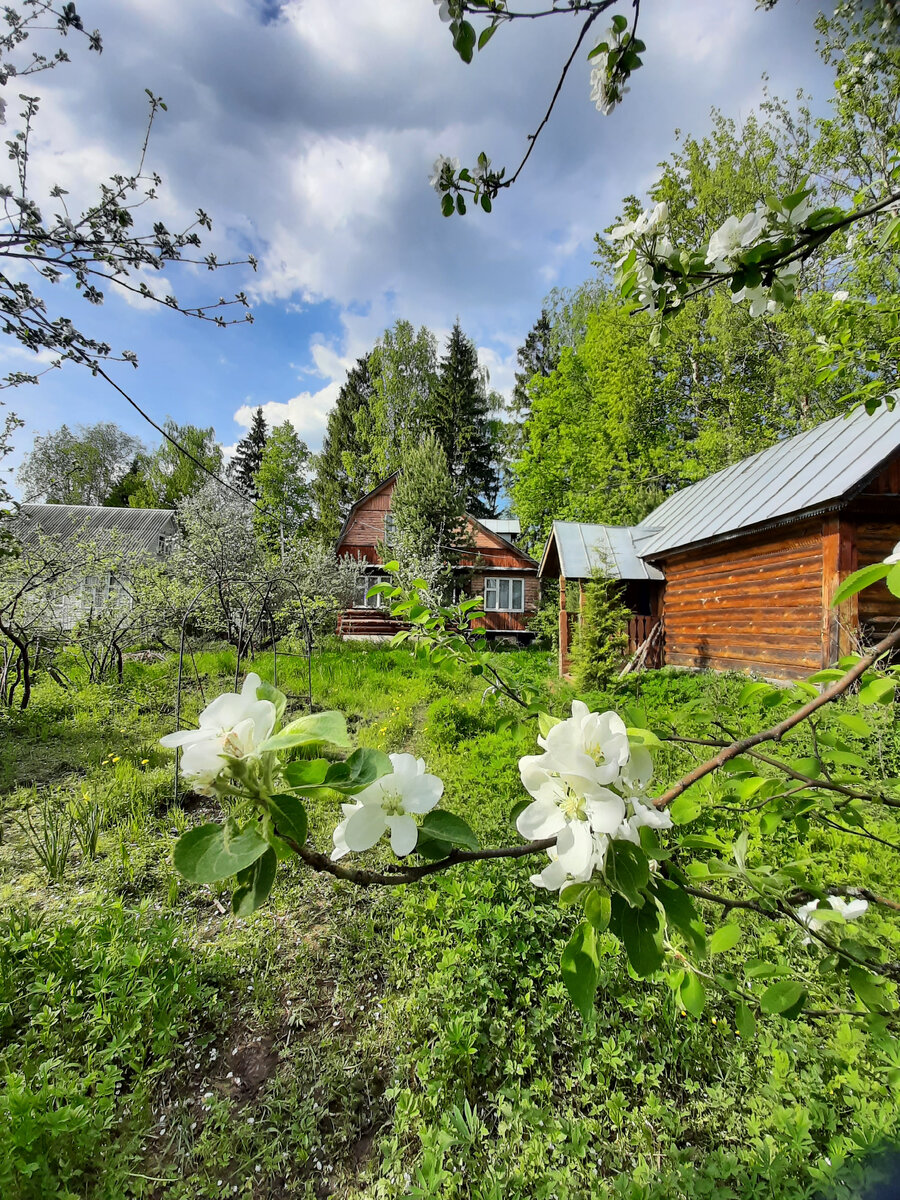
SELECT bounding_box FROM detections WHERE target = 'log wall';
[660,520,826,679]
[855,519,900,643]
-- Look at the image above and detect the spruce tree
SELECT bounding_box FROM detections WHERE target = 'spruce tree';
[313,356,379,542]
[429,320,498,517]
[512,309,558,425]
[392,433,466,560]
[231,407,268,498]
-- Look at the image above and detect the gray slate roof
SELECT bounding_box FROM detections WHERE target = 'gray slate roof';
[635,404,900,558]
[18,503,176,551]
[543,521,664,581]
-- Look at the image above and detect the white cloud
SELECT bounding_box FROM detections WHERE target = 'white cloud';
[232,381,339,449]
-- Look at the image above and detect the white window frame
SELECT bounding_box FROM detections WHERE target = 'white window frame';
[383,512,397,547]
[355,573,390,609]
[484,576,525,613]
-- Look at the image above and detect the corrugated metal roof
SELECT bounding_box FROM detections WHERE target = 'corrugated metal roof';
[635,405,900,558]
[546,521,664,581]
[481,518,521,536]
[18,503,177,551]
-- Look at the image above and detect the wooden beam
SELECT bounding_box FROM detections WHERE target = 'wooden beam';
[822,515,857,665]
[559,575,568,676]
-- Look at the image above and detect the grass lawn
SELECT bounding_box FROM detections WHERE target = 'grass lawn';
[1,642,899,1200]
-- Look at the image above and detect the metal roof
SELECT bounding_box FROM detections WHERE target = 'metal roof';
[18,503,177,551]
[542,521,664,581]
[481,518,521,536]
[634,405,900,558]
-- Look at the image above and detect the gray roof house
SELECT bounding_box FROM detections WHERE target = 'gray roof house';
[539,406,900,679]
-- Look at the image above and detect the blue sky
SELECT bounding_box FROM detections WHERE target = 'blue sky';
[6,0,835,486]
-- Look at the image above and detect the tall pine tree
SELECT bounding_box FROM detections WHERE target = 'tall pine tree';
[230,407,268,498]
[313,356,379,542]
[428,321,498,518]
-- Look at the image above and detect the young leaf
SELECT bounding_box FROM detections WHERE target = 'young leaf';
[324,748,393,793]
[420,810,479,850]
[537,711,561,738]
[604,839,650,908]
[268,794,308,848]
[708,923,742,955]
[679,972,705,1016]
[561,920,600,1020]
[652,878,706,958]
[232,848,277,916]
[585,889,612,933]
[174,822,268,884]
[831,562,889,607]
[258,710,351,752]
[735,1001,756,1039]
[760,979,806,1016]
[256,680,287,721]
[620,902,664,977]
[282,758,331,789]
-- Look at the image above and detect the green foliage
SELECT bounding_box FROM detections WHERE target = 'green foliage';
[129,420,223,510]
[17,422,144,506]
[253,420,312,550]
[229,406,267,499]
[569,570,631,690]
[313,354,380,542]
[391,431,466,562]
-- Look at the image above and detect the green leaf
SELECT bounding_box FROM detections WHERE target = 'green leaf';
[256,680,287,721]
[441,192,454,218]
[477,22,497,50]
[831,562,889,607]
[760,979,806,1016]
[173,822,268,884]
[611,13,628,32]
[232,848,277,916]
[619,902,664,977]
[323,748,393,794]
[652,878,706,957]
[561,920,600,1020]
[268,794,308,847]
[708,923,742,955]
[838,713,872,737]
[415,832,454,861]
[559,882,592,907]
[848,965,891,1012]
[282,758,331,789]
[585,889,611,932]
[858,677,895,706]
[420,810,479,850]
[888,562,900,599]
[669,793,701,824]
[735,1001,756,1039]
[604,839,650,908]
[679,972,706,1016]
[258,710,351,752]
[537,711,561,738]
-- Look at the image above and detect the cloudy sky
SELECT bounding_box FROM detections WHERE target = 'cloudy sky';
[6,0,834,479]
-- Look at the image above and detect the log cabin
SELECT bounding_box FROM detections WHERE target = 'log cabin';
[540,405,900,680]
[335,474,540,642]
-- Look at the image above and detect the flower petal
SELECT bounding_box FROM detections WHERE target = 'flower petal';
[387,814,418,857]
[401,774,443,814]
[159,728,213,749]
[516,798,566,840]
[343,803,387,852]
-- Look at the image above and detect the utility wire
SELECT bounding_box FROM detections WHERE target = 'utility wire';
[94,363,267,513]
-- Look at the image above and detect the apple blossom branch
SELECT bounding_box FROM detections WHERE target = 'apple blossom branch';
[652,624,900,810]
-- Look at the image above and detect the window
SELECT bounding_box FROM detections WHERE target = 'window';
[383,512,397,547]
[157,534,174,557]
[484,576,525,612]
[354,573,390,608]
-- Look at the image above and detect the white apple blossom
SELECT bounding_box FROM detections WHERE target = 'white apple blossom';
[884,540,900,565]
[538,701,631,788]
[429,154,459,194]
[160,673,276,795]
[706,208,769,271]
[332,753,443,858]
[432,0,453,22]
[832,290,850,303]
[797,895,868,943]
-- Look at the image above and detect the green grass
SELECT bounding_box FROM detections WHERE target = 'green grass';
[0,646,898,1199]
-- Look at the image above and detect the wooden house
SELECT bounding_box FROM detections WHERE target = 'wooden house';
[335,475,540,641]
[539,406,900,680]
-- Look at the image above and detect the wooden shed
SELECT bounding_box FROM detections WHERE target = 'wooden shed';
[632,406,900,679]
[540,406,900,681]
[539,521,665,675]
[335,475,540,642]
